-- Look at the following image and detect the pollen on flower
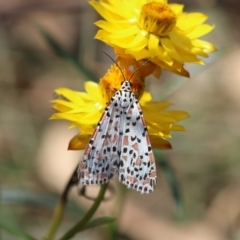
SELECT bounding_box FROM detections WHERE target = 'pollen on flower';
[99,65,145,102]
[139,2,177,36]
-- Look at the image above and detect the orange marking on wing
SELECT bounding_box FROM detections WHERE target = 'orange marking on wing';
[112,134,119,144]
[97,173,107,179]
[123,136,129,145]
[141,116,147,126]
[136,158,142,166]
[84,146,91,155]
[97,154,104,161]
[143,178,150,185]
[146,135,151,145]
[132,142,139,151]
[150,171,157,177]
[127,176,137,183]
[80,163,87,169]
[128,109,133,114]
[92,129,99,139]
[103,138,110,146]
[122,156,128,161]
[149,152,155,163]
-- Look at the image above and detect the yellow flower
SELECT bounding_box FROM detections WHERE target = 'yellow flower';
[90,0,216,77]
[50,66,189,150]
[100,64,145,101]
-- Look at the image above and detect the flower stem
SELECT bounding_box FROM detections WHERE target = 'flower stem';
[59,183,108,240]
[44,166,78,240]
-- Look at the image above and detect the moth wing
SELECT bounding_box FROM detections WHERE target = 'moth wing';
[118,96,157,194]
[78,96,122,185]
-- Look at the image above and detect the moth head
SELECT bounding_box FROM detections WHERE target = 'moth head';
[121,81,132,92]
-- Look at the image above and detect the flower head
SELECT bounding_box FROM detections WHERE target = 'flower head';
[50,66,189,150]
[91,0,216,77]
[100,64,145,101]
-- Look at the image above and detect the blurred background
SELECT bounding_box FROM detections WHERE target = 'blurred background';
[1,0,240,239]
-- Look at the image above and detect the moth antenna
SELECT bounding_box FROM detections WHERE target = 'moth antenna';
[102,51,126,81]
[129,58,154,81]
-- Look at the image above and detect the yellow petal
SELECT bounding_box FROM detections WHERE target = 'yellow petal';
[50,113,79,122]
[99,1,133,19]
[177,13,208,30]
[173,45,204,62]
[161,38,182,62]
[126,48,151,60]
[150,135,172,149]
[143,101,172,111]
[191,47,208,58]
[192,39,216,52]
[152,66,163,79]
[78,111,102,125]
[51,100,80,112]
[156,46,174,65]
[89,1,116,22]
[187,24,215,39]
[139,91,152,104]
[115,31,148,51]
[54,88,85,105]
[170,124,186,131]
[169,4,184,15]
[95,20,120,32]
[169,30,193,53]
[95,29,111,43]
[68,104,100,114]
[84,81,103,102]
[68,134,91,150]
[128,30,148,49]
[110,25,139,38]
[148,34,159,57]
[76,124,95,134]
[168,111,190,121]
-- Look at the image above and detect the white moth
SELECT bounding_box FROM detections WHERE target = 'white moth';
[78,80,157,194]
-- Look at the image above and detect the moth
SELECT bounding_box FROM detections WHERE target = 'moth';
[77,77,157,194]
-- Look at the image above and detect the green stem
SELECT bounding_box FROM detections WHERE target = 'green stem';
[44,166,78,240]
[59,184,108,240]
[44,199,66,240]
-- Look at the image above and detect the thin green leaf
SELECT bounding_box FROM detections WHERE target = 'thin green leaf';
[0,221,36,240]
[1,187,84,217]
[37,26,97,82]
[59,184,109,240]
[84,217,115,230]
[109,232,133,240]
[155,151,183,212]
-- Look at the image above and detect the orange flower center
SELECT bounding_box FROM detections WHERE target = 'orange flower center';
[139,2,176,36]
[99,65,145,102]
